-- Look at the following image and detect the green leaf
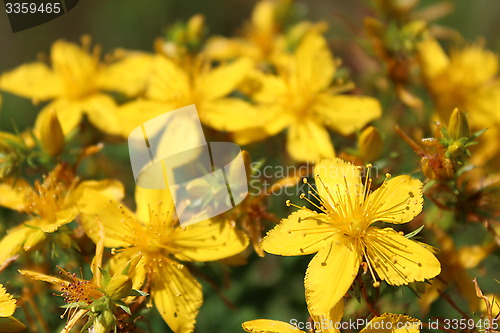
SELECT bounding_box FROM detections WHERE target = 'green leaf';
[405,225,424,239]
[130,289,149,297]
[99,267,112,288]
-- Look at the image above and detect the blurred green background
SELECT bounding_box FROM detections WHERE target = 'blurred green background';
[1,1,500,332]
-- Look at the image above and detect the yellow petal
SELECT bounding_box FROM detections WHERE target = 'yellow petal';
[146,55,190,102]
[76,189,137,248]
[457,243,495,269]
[97,51,153,97]
[151,259,202,333]
[0,62,63,101]
[287,121,335,162]
[313,158,361,210]
[251,0,276,37]
[18,270,69,289]
[310,298,344,333]
[359,313,421,333]
[172,219,248,262]
[0,179,30,211]
[480,294,500,315]
[315,94,382,136]
[39,207,77,233]
[135,186,176,227]
[201,98,261,132]
[365,227,441,286]
[115,99,174,137]
[51,40,96,85]
[0,284,16,317]
[294,33,335,93]
[0,316,25,332]
[366,175,423,224]
[197,58,251,100]
[242,319,305,333]
[22,228,47,251]
[73,180,125,202]
[449,44,498,86]
[417,38,449,80]
[79,94,121,135]
[262,210,334,256]
[0,225,33,265]
[35,100,83,135]
[305,234,361,315]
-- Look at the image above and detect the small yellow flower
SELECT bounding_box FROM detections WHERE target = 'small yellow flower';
[262,158,440,315]
[77,185,249,332]
[0,36,153,135]
[418,37,500,164]
[115,53,255,137]
[205,0,286,64]
[229,32,381,162]
[0,164,124,265]
[0,284,25,332]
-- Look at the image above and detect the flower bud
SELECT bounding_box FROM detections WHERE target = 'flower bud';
[358,126,383,162]
[187,14,205,42]
[23,229,47,251]
[38,109,65,156]
[92,310,115,333]
[104,275,133,300]
[55,232,72,249]
[448,108,470,140]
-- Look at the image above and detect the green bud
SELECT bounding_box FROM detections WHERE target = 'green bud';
[92,310,115,333]
[448,108,470,140]
[105,275,133,300]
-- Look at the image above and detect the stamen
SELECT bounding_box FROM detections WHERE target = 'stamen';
[361,244,380,288]
[299,192,327,213]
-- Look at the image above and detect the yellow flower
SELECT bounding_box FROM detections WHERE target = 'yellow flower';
[204,0,285,64]
[76,185,249,332]
[115,53,255,137]
[0,164,124,265]
[0,37,153,135]
[418,37,500,165]
[262,158,440,315]
[230,32,381,162]
[0,284,25,332]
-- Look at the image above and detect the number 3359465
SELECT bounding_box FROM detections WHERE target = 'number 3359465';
[5,2,62,14]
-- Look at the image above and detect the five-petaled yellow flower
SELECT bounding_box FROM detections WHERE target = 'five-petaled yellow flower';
[0,37,152,135]
[77,185,249,333]
[115,53,255,137]
[262,158,440,315]
[228,32,381,162]
[0,164,123,265]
